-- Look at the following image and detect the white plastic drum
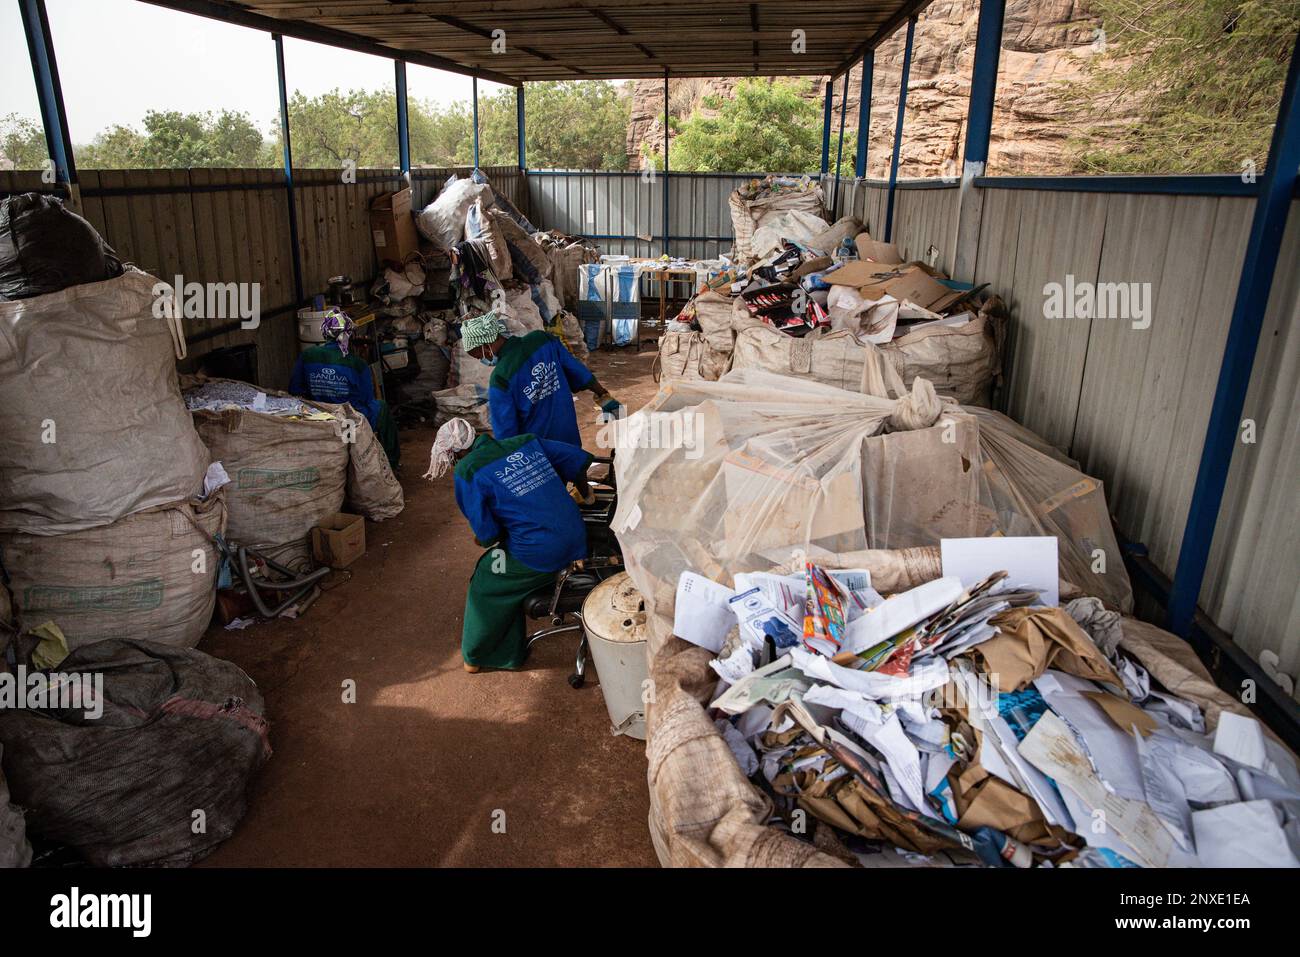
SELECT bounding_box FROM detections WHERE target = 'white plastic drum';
[582,572,649,740]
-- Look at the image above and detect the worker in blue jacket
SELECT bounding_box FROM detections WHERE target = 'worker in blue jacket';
[425,417,594,672]
[459,311,620,448]
[290,310,400,467]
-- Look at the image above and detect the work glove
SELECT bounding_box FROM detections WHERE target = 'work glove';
[598,396,624,420]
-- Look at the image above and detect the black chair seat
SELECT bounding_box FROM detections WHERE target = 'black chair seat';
[523,570,601,619]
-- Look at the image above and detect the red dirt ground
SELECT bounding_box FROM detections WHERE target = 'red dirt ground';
[200,346,663,867]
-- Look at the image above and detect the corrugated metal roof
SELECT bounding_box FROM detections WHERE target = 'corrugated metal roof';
[142,0,927,83]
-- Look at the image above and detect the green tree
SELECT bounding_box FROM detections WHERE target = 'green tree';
[518,81,631,169]
[283,88,397,168]
[0,114,48,170]
[77,109,270,169]
[668,78,823,173]
[409,97,473,167]
[1067,0,1300,174]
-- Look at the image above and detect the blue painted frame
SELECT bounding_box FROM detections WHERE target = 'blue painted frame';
[883,15,916,242]
[974,174,1262,196]
[471,77,480,169]
[273,33,304,304]
[394,60,410,176]
[1166,34,1300,637]
[855,50,872,179]
[517,85,526,170]
[963,0,1005,173]
[19,0,76,186]
[832,70,849,215]
[820,81,833,176]
[662,69,671,257]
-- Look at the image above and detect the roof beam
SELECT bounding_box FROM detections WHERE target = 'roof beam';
[833,0,932,77]
[587,7,656,60]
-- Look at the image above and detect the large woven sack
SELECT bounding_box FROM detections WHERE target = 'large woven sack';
[655,331,730,384]
[416,177,492,248]
[881,313,1000,407]
[433,384,489,430]
[191,403,347,568]
[0,493,225,650]
[542,240,599,310]
[729,178,825,261]
[0,268,209,535]
[0,639,270,867]
[691,291,736,356]
[0,754,31,869]
[731,325,883,392]
[341,405,404,522]
[465,199,512,280]
[491,208,551,282]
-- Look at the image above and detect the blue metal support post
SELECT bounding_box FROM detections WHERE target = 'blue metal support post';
[832,71,849,216]
[953,0,1006,279]
[19,0,76,190]
[820,81,833,176]
[472,77,480,168]
[854,50,873,179]
[516,84,526,169]
[1166,34,1300,637]
[662,68,670,257]
[395,60,410,177]
[273,33,305,304]
[884,15,916,242]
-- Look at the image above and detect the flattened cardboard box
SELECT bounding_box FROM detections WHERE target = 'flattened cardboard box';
[828,261,964,314]
[854,233,903,264]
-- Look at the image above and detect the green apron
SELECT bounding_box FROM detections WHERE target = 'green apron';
[461,548,555,670]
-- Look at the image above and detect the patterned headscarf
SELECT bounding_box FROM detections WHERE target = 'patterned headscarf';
[321,309,355,356]
[423,417,477,479]
[460,310,505,353]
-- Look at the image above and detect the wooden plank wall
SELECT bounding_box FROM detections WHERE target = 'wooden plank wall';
[0,165,526,390]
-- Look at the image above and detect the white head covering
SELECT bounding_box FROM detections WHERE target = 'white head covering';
[423,417,477,479]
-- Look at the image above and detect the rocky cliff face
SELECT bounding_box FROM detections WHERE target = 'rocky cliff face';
[626,0,1114,176]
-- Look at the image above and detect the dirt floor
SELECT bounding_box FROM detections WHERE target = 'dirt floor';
[201,345,664,867]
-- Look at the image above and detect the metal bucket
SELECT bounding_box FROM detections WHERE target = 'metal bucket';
[581,572,649,740]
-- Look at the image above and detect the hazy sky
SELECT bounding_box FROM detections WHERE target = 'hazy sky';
[2,0,508,143]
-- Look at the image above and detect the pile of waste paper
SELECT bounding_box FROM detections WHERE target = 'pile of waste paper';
[669,557,1299,867]
[662,188,1004,405]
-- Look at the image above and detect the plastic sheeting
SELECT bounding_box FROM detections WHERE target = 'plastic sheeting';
[613,369,957,636]
[613,369,1133,650]
[416,178,492,249]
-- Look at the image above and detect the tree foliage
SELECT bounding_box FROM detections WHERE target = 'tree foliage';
[668,78,824,173]
[9,79,630,172]
[0,114,48,170]
[77,110,272,169]
[1067,0,1300,174]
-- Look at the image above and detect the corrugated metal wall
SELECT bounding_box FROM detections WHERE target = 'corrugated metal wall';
[0,165,525,390]
[833,177,959,274]
[525,171,755,260]
[967,187,1300,696]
